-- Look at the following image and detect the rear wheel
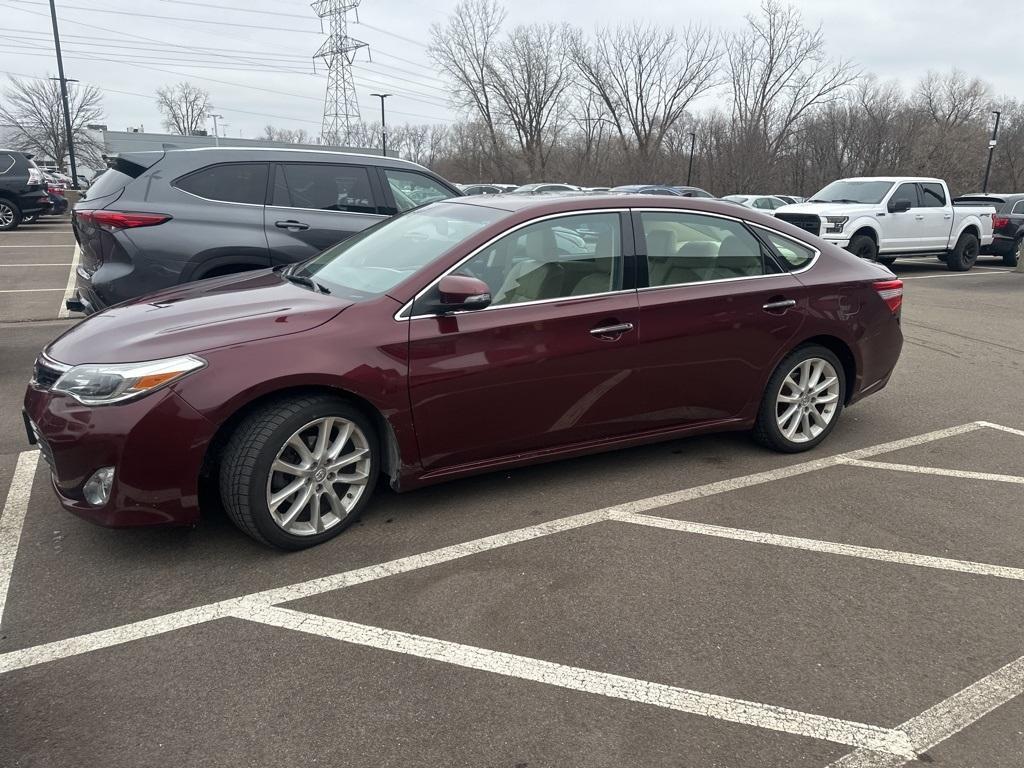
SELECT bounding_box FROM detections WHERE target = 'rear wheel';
[23,212,39,224]
[847,234,877,261]
[220,395,379,549]
[0,199,21,231]
[1003,237,1021,267]
[753,345,846,453]
[946,232,979,271]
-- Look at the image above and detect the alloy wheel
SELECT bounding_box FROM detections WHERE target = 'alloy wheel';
[775,358,841,444]
[265,416,372,536]
[0,202,14,228]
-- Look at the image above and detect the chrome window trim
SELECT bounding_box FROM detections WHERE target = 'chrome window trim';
[399,288,637,321]
[0,154,15,175]
[265,203,386,218]
[394,208,630,321]
[1012,200,1024,215]
[174,188,265,208]
[749,223,821,275]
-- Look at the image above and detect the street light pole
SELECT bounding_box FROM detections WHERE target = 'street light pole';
[47,0,79,189]
[371,93,391,157]
[982,110,1001,193]
[686,132,697,186]
[208,113,223,146]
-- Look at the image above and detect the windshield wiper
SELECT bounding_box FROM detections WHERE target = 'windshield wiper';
[282,272,331,294]
[808,198,829,203]
[830,198,862,204]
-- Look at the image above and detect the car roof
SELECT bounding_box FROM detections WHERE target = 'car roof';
[444,192,788,219]
[156,145,436,173]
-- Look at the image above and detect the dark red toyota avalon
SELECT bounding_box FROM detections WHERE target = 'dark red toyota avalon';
[24,195,903,549]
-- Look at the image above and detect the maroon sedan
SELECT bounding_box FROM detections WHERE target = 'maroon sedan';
[24,195,903,549]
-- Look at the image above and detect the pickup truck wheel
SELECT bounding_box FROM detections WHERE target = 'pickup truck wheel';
[847,234,877,261]
[946,232,979,272]
[0,199,21,231]
[1003,237,1021,267]
[876,256,896,267]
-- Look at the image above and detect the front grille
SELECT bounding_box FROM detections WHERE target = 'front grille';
[31,357,66,389]
[775,213,821,236]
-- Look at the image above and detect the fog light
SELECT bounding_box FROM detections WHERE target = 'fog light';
[83,467,114,506]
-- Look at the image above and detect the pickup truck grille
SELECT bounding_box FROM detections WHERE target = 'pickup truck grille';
[775,213,821,236]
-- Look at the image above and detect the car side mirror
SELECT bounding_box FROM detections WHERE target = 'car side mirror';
[888,198,912,213]
[436,274,492,312]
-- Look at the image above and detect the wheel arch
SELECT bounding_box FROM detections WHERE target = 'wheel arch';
[793,334,858,405]
[849,224,879,245]
[201,384,401,492]
[956,223,981,243]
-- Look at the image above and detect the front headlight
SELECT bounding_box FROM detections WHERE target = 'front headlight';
[52,355,206,405]
[824,216,848,234]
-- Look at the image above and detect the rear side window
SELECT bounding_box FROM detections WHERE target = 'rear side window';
[273,163,376,214]
[86,169,136,200]
[175,163,268,205]
[383,169,454,212]
[919,183,946,207]
[761,230,816,270]
[1012,201,1024,215]
[641,211,766,286]
[0,154,15,175]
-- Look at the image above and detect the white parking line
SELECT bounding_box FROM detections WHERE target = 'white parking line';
[0,451,39,628]
[0,288,66,293]
[0,244,75,248]
[845,459,1024,485]
[611,512,1024,582]
[827,653,1024,767]
[976,421,1024,439]
[0,263,74,267]
[57,244,80,318]
[235,604,917,757]
[902,270,1011,280]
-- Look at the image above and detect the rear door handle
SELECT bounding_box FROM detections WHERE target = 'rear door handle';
[590,322,634,338]
[762,299,796,312]
[275,220,310,231]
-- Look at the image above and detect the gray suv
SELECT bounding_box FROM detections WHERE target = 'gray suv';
[69,147,461,314]
[0,149,52,231]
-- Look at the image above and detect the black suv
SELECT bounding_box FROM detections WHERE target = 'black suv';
[0,150,52,231]
[69,147,461,313]
[955,193,1024,266]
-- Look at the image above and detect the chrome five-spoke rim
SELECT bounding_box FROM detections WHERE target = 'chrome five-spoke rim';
[0,203,14,228]
[776,358,840,444]
[265,417,371,536]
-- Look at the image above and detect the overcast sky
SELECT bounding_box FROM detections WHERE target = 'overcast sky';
[0,0,1016,140]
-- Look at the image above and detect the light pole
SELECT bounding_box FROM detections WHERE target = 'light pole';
[686,132,697,186]
[208,113,223,146]
[371,93,391,156]
[47,0,79,189]
[982,110,1001,193]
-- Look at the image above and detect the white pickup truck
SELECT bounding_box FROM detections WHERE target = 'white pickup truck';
[775,177,995,271]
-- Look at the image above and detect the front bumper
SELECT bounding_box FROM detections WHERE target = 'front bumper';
[23,383,216,527]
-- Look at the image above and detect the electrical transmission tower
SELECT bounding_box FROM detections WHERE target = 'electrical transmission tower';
[312,0,368,146]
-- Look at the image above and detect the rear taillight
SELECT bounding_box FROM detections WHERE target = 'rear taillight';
[992,215,1010,229]
[74,210,171,229]
[874,279,903,315]
[27,166,43,185]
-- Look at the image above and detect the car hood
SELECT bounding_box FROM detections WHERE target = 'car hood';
[776,202,879,218]
[48,269,351,365]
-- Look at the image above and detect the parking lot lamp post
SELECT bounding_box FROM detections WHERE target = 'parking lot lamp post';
[371,93,390,156]
[208,113,223,147]
[982,110,1001,193]
[686,132,697,186]
[47,0,79,189]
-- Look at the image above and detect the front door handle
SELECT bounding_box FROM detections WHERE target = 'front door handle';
[763,299,796,312]
[914,215,925,221]
[590,322,634,339]
[275,220,310,231]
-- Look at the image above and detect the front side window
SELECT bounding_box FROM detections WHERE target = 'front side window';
[641,211,766,286]
[298,202,505,299]
[274,164,376,214]
[384,169,453,212]
[761,230,816,270]
[175,163,268,205]
[454,213,622,306]
[919,183,946,207]
[890,183,919,208]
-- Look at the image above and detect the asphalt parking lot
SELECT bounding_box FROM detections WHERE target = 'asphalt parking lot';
[1,221,1023,767]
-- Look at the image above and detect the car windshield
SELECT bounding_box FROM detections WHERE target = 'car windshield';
[293,202,505,298]
[810,180,895,204]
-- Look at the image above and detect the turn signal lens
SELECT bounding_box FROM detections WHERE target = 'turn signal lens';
[873,279,903,315]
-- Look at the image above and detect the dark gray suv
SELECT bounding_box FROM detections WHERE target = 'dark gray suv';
[0,149,52,231]
[69,147,461,313]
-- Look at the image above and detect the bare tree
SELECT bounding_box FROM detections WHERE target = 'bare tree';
[572,22,721,174]
[156,81,210,135]
[259,125,313,144]
[0,75,104,171]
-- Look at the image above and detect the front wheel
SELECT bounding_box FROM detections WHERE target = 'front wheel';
[219,395,379,549]
[753,346,846,453]
[847,234,877,261]
[946,232,979,272]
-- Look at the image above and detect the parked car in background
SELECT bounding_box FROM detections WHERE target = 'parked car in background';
[722,195,790,212]
[585,186,611,193]
[510,183,581,194]
[672,186,714,198]
[26,193,903,549]
[774,195,805,205]
[954,193,1024,266]
[776,177,995,271]
[0,149,51,231]
[609,185,682,196]
[461,184,505,195]
[67,147,461,314]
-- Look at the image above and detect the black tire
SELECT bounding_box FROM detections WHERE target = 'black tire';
[847,234,877,261]
[23,212,39,224]
[753,345,847,453]
[0,198,21,231]
[1003,237,1021,267]
[875,256,896,267]
[946,232,979,272]
[219,394,379,549]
